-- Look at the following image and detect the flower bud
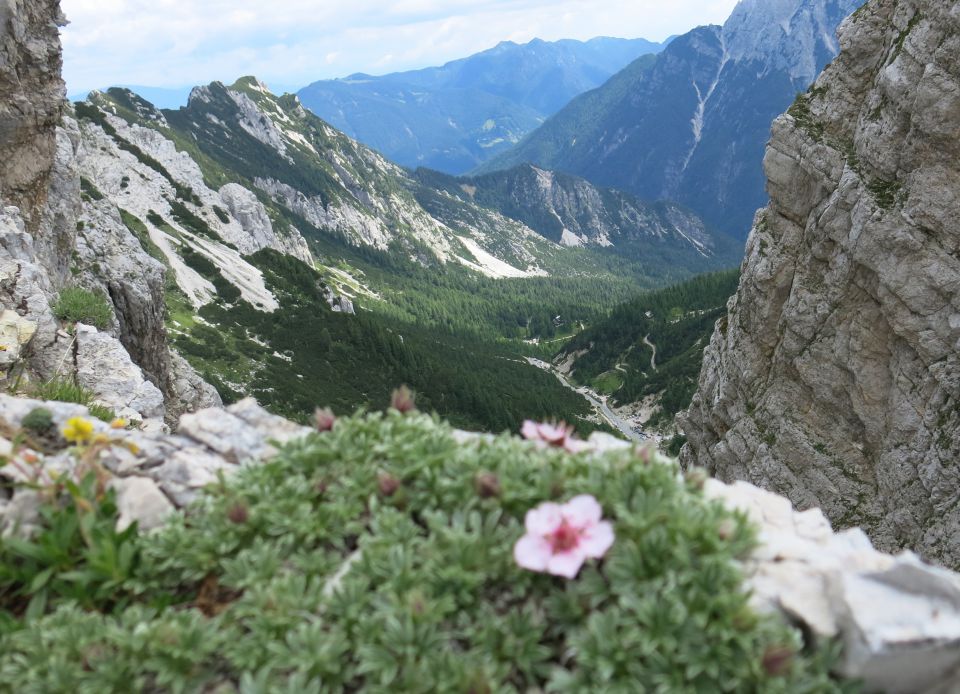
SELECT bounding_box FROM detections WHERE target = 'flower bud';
[314,407,336,432]
[474,472,501,498]
[390,385,416,414]
[718,518,737,541]
[762,645,794,676]
[227,503,249,524]
[378,472,401,497]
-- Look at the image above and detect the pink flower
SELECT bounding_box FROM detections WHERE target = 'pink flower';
[521,420,590,454]
[513,495,615,578]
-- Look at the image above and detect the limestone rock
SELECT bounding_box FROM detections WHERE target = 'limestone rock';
[705,477,960,694]
[177,397,312,463]
[166,349,222,420]
[74,323,165,420]
[331,295,355,315]
[0,393,312,517]
[148,447,235,507]
[0,207,72,379]
[39,114,81,287]
[75,196,169,389]
[0,0,67,237]
[218,182,314,265]
[1,489,43,538]
[110,476,174,532]
[217,182,277,254]
[0,308,36,375]
[681,0,960,567]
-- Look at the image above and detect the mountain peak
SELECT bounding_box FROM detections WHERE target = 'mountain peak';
[723,0,864,83]
[231,76,275,96]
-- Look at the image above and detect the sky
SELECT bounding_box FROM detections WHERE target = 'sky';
[61,0,741,96]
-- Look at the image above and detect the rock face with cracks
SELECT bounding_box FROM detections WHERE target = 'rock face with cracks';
[682,0,960,568]
[0,0,66,239]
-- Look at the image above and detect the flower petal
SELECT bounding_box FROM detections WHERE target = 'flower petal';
[547,548,587,578]
[538,423,569,445]
[580,521,615,558]
[563,438,591,454]
[562,494,603,528]
[514,534,552,572]
[521,420,541,441]
[525,502,563,535]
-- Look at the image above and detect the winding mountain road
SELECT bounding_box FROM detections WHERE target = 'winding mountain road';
[525,358,647,443]
[642,335,658,371]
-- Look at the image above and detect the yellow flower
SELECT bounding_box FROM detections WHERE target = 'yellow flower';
[62,417,94,444]
[110,418,129,430]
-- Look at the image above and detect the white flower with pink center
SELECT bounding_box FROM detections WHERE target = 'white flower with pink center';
[513,495,615,578]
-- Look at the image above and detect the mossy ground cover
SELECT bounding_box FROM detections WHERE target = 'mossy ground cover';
[0,412,856,692]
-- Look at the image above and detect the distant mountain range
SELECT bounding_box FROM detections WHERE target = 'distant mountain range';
[297,37,669,174]
[413,165,740,268]
[68,83,301,110]
[479,0,866,239]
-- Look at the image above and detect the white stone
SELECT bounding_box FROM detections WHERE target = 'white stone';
[0,309,37,372]
[705,474,960,694]
[110,476,174,532]
[74,324,165,420]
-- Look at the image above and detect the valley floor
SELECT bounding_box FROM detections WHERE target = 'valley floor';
[525,357,661,444]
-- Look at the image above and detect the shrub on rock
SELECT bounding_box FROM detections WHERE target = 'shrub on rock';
[52,287,113,330]
[0,412,854,692]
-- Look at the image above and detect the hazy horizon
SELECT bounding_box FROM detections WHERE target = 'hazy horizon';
[61,0,740,96]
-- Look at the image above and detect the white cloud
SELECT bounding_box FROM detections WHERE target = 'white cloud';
[61,0,741,94]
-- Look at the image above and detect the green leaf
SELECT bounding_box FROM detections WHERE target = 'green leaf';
[28,567,54,593]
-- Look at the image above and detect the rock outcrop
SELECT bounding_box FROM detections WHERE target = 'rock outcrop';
[0,0,67,239]
[418,164,740,266]
[217,183,314,264]
[682,0,960,567]
[0,395,310,532]
[74,324,165,421]
[75,191,170,389]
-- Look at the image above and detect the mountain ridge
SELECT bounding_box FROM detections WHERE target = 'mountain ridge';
[65,75,736,429]
[479,0,865,240]
[298,36,668,173]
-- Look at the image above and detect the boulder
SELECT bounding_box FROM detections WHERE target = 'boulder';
[0,309,36,376]
[110,476,174,532]
[74,324,165,421]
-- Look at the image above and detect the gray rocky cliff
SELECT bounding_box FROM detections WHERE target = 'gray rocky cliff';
[0,1,220,423]
[0,0,65,217]
[682,0,960,567]
[0,0,73,283]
